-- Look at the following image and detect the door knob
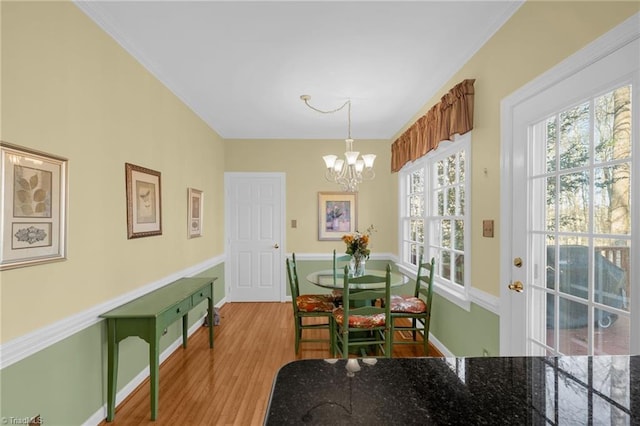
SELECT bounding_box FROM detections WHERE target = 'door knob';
[274,244,279,249]
[508,281,524,292]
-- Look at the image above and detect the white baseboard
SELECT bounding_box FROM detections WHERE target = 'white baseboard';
[428,333,455,358]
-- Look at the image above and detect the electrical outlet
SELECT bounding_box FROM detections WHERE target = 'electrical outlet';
[291,219,297,228]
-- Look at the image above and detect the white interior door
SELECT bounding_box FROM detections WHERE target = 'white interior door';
[225,173,285,302]
[501,20,639,356]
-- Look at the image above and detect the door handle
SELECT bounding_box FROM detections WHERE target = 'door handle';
[508,281,524,292]
[274,243,279,249]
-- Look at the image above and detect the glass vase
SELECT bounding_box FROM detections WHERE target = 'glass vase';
[349,254,366,277]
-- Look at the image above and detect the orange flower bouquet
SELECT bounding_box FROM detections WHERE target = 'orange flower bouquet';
[342,225,375,276]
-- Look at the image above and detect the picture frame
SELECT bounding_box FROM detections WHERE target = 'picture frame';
[0,142,68,270]
[318,191,357,241]
[187,188,203,238]
[125,163,162,239]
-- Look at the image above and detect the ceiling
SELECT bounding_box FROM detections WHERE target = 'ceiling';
[75,1,523,140]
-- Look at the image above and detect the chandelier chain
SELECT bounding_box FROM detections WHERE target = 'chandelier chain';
[302,98,352,139]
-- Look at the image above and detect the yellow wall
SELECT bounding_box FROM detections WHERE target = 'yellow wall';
[224,138,398,254]
[0,1,225,343]
[394,1,640,296]
[1,0,638,343]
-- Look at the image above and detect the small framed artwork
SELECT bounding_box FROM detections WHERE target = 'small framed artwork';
[0,142,68,270]
[318,191,357,241]
[125,163,162,239]
[187,188,203,238]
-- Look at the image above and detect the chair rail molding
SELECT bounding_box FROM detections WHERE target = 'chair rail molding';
[0,254,226,370]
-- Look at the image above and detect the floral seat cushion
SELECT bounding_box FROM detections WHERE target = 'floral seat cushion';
[333,308,386,328]
[296,294,335,312]
[390,295,427,313]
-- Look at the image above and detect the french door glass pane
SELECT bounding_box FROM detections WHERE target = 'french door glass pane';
[595,238,630,311]
[594,164,631,235]
[546,181,556,232]
[594,85,631,163]
[558,171,589,233]
[559,101,590,169]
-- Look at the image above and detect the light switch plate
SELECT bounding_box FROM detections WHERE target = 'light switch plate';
[483,220,494,237]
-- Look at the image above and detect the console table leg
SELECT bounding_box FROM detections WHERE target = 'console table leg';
[208,295,214,348]
[150,336,160,421]
[182,314,188,348]
[106,319,118,422]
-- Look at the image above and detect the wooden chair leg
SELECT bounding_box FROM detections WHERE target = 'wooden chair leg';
[412,318,417,341]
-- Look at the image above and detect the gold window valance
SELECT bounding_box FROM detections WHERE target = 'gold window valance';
[391,79,475,172]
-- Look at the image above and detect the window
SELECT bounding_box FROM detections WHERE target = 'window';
[399,133,471,300]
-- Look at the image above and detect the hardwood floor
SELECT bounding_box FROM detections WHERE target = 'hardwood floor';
[99,302,442,425]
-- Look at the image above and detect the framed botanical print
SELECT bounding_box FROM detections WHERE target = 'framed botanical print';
[318,191,357,240]
[0,142,68,270]
[187,188,203,238]
[125,163,162,239]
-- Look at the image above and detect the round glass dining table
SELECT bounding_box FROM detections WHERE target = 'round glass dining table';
[306,269,409,290]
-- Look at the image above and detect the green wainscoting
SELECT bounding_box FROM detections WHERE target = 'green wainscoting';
[0,324,104,425]
[430,294,500,357]
[0,264,224,425]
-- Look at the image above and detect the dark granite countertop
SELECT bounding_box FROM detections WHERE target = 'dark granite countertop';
[264,356,638,425]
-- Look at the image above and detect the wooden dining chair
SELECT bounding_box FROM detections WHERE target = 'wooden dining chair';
[389,255,435,356]
[332,249,351,271]
[331,249,351,304]
[332,264,392,358]
[287,254,335,356]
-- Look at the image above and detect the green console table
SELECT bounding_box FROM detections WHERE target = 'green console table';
[101,276,217,422]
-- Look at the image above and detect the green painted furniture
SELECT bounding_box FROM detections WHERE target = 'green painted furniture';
[287,254,335,355]
[332,265,392,358]
[389,255,435,355]
[100,276,216,422]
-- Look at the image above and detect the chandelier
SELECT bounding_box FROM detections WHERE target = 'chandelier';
[300,94,376,192]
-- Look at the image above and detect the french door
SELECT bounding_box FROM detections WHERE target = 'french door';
[502,23,639,356]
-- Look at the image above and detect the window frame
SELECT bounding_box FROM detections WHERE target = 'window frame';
[398,133,472,309]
